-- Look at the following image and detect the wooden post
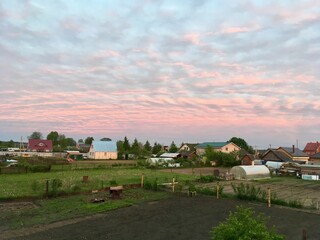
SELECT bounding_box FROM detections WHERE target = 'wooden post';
[45,180,49,198]
[302,229,307,240]
[141,173,144,188]
[268,187,271,208]
[172,177,175,192]
[216,183,220,199]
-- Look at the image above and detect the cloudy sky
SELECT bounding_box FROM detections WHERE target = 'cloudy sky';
[0,0,319,148]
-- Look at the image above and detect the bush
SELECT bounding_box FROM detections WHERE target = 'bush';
[211,206,285,240]
[198,175,215,183]
[231,183,266,201]
[144,179,159,191]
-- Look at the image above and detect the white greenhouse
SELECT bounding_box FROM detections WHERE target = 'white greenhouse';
[230,165,270,180]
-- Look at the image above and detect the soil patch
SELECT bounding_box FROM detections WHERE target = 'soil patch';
[4,195,320,240]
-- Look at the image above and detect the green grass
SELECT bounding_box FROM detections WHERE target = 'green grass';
[0,167,197,199]
[1,188,170,230]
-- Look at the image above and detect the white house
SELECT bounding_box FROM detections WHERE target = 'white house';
[88,141,117,160]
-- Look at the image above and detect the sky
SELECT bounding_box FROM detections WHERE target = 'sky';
[0,0,319,149]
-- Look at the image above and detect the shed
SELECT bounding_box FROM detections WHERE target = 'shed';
[230,165,270,180]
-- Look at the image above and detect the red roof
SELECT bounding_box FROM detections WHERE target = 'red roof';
[28,139,53,151]
[303,142,320,152]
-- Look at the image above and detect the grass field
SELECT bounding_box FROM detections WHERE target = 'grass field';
[0,188,170,230]
[0,166,198,199]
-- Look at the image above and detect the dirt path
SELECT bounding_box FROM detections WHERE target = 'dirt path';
[5,195,320,240]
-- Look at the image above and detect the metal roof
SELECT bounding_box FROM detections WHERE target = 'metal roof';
[196,142,228,148]
[160,153,181,158]
[92,141,117,152]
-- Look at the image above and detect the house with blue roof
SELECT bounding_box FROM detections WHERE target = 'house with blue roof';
[195,142,241,156]
[88,140,118,160]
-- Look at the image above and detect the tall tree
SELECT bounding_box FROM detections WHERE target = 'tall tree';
[229,137,253,153]
[144,140,152,152]
[116,140,124,159]
[85,137,94,145]
[47,131,59,145]
[28,131,43,140]
[169,141,178,153]
[131,138,140,156]
[152,142,162,154]
[123,136,130,152]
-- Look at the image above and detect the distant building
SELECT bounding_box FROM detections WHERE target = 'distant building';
[88,140,117,160]
[195,142,241,155]
[27,139,53,152]
[303,142,320,156]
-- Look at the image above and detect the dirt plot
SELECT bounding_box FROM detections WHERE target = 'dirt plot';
[163,167,320,208]
[6,195,320,240]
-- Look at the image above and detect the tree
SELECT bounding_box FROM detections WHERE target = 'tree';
[117,140,124,159]
[144,140,152,152]
[123,136,130,152]
[211,206,284,240]
[100,137,112,141]
[205,146,238,167]
[152,142,162,154]
[131,138,140,156]
[85,137,94,145]
[78,139,84,143]
[229,137,254,153]
[169,141,178,153]
[28,131,43,140]
[66,137,76,146]
[47,131,59,145]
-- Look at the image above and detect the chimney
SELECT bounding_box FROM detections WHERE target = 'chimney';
[292,145,295,153]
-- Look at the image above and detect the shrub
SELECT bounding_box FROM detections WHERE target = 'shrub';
[198,175,215,183]
[231,183,266,201]
[144,179,159,191]
[211,206,285,240]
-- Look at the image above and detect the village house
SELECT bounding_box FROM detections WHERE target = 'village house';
[309,153,320,164]
[277,146,309,164]
[27,139,53,152]
[303,142,320,156]
[88,140,117,160]
[261,149,293,163]
[178,143,198,159]
[195,142,241,156]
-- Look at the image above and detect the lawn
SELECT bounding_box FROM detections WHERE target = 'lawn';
[0,167,197,199]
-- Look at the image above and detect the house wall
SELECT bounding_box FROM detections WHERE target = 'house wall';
[242,156,253,165]
[92,152,117,160]
[220,143,240,153]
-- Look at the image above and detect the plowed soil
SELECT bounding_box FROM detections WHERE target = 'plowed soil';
[5,195,320,240]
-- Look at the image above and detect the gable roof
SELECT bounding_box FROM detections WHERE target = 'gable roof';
[278,147,308,157]
[262,149,293,162]
[28,139,53,150]
[196,142,228,148]
[179,143,198,151]
[92,141,117,152]
[304,142,320,152]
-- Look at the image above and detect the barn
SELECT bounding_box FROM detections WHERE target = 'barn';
[230,165,270,180]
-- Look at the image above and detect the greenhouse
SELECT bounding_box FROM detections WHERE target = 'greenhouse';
[230,165,270,180]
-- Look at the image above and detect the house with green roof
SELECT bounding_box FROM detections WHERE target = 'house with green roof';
[195,142,241,155]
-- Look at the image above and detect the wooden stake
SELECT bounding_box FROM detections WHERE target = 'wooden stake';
[141,173,144,188]
[172,177,175,192]
[268,187,271,208]
[216,183,220,199]
[45,180,49,198]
